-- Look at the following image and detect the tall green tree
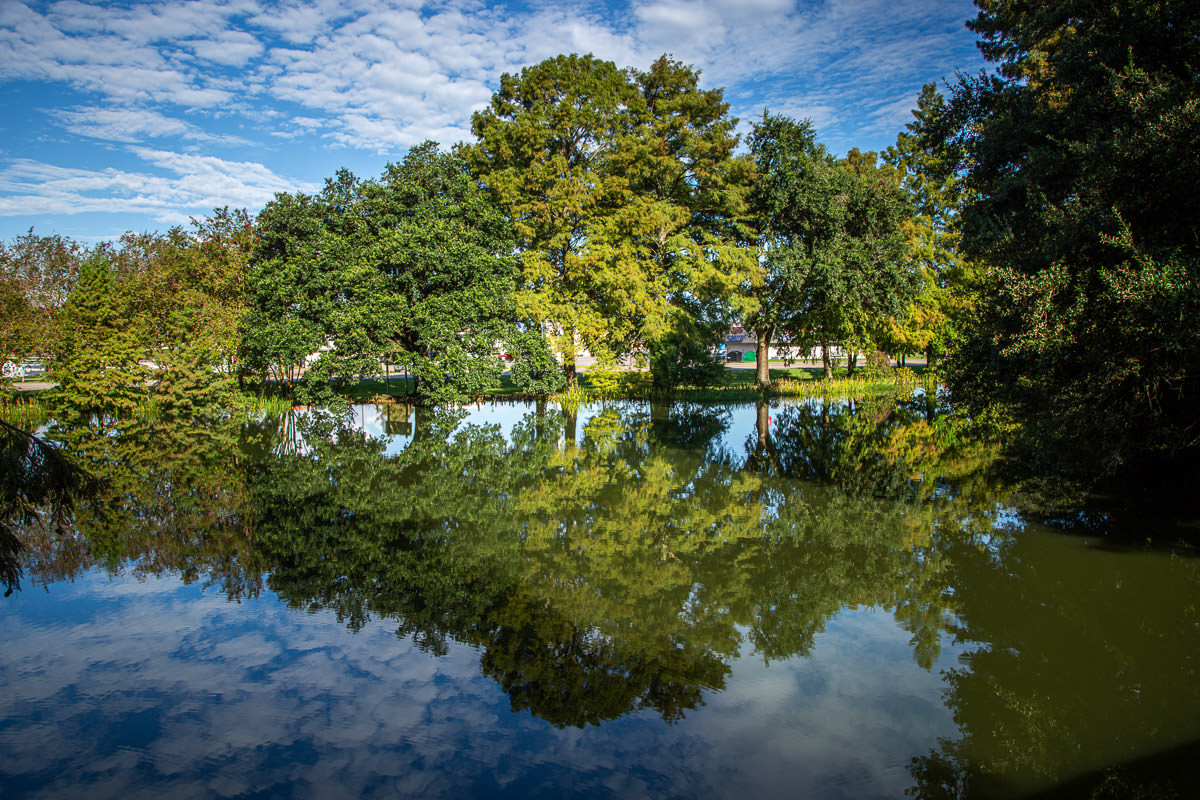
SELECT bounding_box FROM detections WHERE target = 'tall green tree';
[745,113,914,384]
[240,189,328,393]
[831,148,915,374]
[245,143,537,405]
[467,53,750,386]
[932,0,1200,476]
[114,209,252,417]
[0,231,88,370]
[883,85,979,366]
[592,56,752,387]
[51,253,147,421]
[467,54,636,383]
[360,142,533,404]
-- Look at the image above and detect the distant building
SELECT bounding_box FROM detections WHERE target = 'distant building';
[721,326,855,362]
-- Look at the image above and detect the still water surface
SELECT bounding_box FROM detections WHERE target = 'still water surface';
[1,398,1197,798]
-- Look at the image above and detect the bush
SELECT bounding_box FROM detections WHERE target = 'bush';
[859,350,892,380]
[585,364,623,398]
[648,329,724,389]
[507,330,566,397]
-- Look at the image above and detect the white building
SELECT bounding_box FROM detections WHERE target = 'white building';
[720,325,855,363]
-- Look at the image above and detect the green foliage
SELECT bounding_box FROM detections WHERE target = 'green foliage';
[0,275,30,384]
[860,350,892,380]
[647,324,725,390]
[113,210,251,419]
[246,143,522,406]
[153,349,234,423]
[505,328,566,397]
[932,0,1200,477]
[467,53,751,384]
[50,253,147,421]
[745,113,916,383]
[0,230,88,366]
[580,364,619,398]
[115,208,251,371]
[2,213,250,419]
[884,84,981,362]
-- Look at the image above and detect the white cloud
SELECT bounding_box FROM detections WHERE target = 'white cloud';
[1,0,976,152]
[187,29,264,66]
[51,106,252,145]
[0,0,986,234]
[0,148,316,222]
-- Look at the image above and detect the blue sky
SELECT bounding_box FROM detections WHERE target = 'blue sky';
[0,0,988,242]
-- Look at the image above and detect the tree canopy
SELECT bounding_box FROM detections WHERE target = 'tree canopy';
[244,142,556,405]
[744,112,915,383]
[931,0,1200,477]
[883,84,980,365]
[467,53,751,386]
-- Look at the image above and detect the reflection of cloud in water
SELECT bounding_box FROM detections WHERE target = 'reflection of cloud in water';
[1,571,961,799]
[319,402,618,458]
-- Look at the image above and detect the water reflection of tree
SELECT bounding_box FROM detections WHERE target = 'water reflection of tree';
[244,400,999,727]
[744,396,1004,668]
[13,399,1199,787]
[11,398,1008,734]
[0,419,96,594]
[6,415,266,598]
[906,531,1200,799]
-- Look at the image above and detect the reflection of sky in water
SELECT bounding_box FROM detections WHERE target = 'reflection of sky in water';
[349,401,617,457]
[349,399,816,458]
[0,570,963,799]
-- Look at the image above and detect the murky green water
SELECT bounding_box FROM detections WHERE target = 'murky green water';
[2,398,1197,798]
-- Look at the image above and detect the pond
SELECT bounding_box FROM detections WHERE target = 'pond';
[1,397,1198,799]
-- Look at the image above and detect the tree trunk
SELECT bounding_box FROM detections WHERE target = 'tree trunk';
[847,349,858,377]
[756,400,770,453]
[562,325,578,387]
[821,342,833,380]
[755,327,773,388]
[563,405,578,450]
[413,404,430,442]
[925,344,936,368]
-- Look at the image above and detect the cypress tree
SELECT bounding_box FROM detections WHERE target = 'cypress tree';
[52,254,146,421]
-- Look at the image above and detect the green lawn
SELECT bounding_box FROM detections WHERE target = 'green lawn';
[345,364,930,404]
[4,364,931,418]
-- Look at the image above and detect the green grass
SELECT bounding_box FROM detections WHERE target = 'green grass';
[231,391,294,416]
[0,393,51,429]
[312,365,934,406]
[550,365,931,404]
[6,365,933,416]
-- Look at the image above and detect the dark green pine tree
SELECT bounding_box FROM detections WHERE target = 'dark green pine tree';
[52,254,147,421]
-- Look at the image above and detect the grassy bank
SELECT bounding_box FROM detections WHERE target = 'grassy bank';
[4,366,933,421]
[345,365,933,406]
[0,394,50,429]
[0,388,294,427]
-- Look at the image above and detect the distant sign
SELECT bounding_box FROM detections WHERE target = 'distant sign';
[726,334,745,343]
